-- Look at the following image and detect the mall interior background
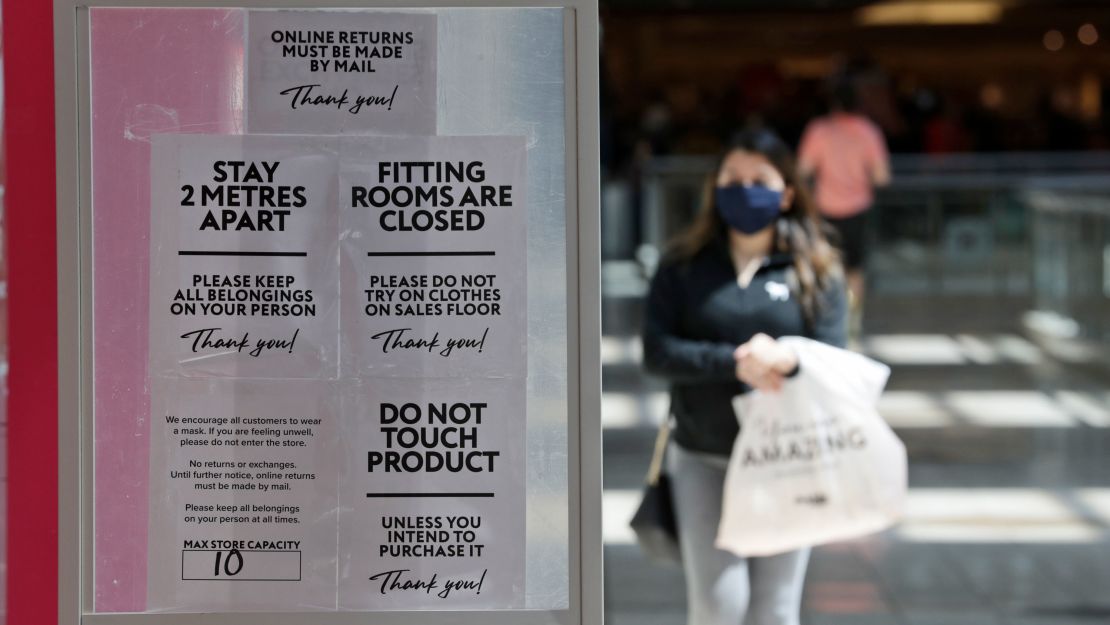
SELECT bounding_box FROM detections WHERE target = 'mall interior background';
[595,1,1110,624]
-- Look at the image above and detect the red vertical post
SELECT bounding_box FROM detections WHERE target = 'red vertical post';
[3,0,59,623]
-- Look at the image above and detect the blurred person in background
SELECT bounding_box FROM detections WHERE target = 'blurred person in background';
[798,80,890,339]
[643,129,846,625]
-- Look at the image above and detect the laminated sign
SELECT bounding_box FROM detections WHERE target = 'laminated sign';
[339,135,529,379]
[336,135,528,609]
[148,134,340,380]
[146,134,528,611]
[337,377,526,610]
[247,10,437,135]
[146,378,340,611]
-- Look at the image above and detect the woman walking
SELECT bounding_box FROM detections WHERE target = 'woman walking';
[643,129,847,625]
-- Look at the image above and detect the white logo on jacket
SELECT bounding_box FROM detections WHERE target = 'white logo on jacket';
[765,281,790,301]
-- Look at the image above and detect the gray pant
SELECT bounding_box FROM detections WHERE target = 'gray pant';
[668,442,810,625]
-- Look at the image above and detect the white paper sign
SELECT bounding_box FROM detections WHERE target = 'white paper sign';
[337,377,526,609]
[247,10,437,135]
[146,378,339,611]
[339,136,528,379]
[148,134,339,379]
[146,134,531,612]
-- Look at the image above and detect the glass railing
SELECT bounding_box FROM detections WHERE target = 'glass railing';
[608,151,1110,350]
[1027,188,1110,353]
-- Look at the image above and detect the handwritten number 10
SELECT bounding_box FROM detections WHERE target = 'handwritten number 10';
[214,549,244,577]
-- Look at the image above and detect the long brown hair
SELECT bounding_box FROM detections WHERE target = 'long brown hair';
[667,128,843,324]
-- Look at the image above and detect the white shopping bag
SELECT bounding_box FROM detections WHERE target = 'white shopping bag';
[715,337,906,557]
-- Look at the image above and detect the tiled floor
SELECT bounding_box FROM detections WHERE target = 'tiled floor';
[600,290,1110,625]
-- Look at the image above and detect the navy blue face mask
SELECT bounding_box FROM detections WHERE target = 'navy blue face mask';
[715,184,783,234]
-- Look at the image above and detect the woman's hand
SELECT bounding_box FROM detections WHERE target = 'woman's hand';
[734,333,798,392]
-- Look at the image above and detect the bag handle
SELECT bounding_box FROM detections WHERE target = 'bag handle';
[644,419,670,486]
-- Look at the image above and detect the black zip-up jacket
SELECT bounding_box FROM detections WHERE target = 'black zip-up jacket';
[642,240,847,456]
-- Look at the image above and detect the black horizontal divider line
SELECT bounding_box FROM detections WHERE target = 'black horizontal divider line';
[366,493,495,498]
[178,250,307,257]
[366,251,495,257]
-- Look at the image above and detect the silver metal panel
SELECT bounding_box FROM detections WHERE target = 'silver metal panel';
[55,1,601,624]
[83,611,575,625]
[567,8,604,625]
[435,7,570,609]
[55,2,86,623]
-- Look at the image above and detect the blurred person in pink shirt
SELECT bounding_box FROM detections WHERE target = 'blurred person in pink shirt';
[798,82,890,337]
